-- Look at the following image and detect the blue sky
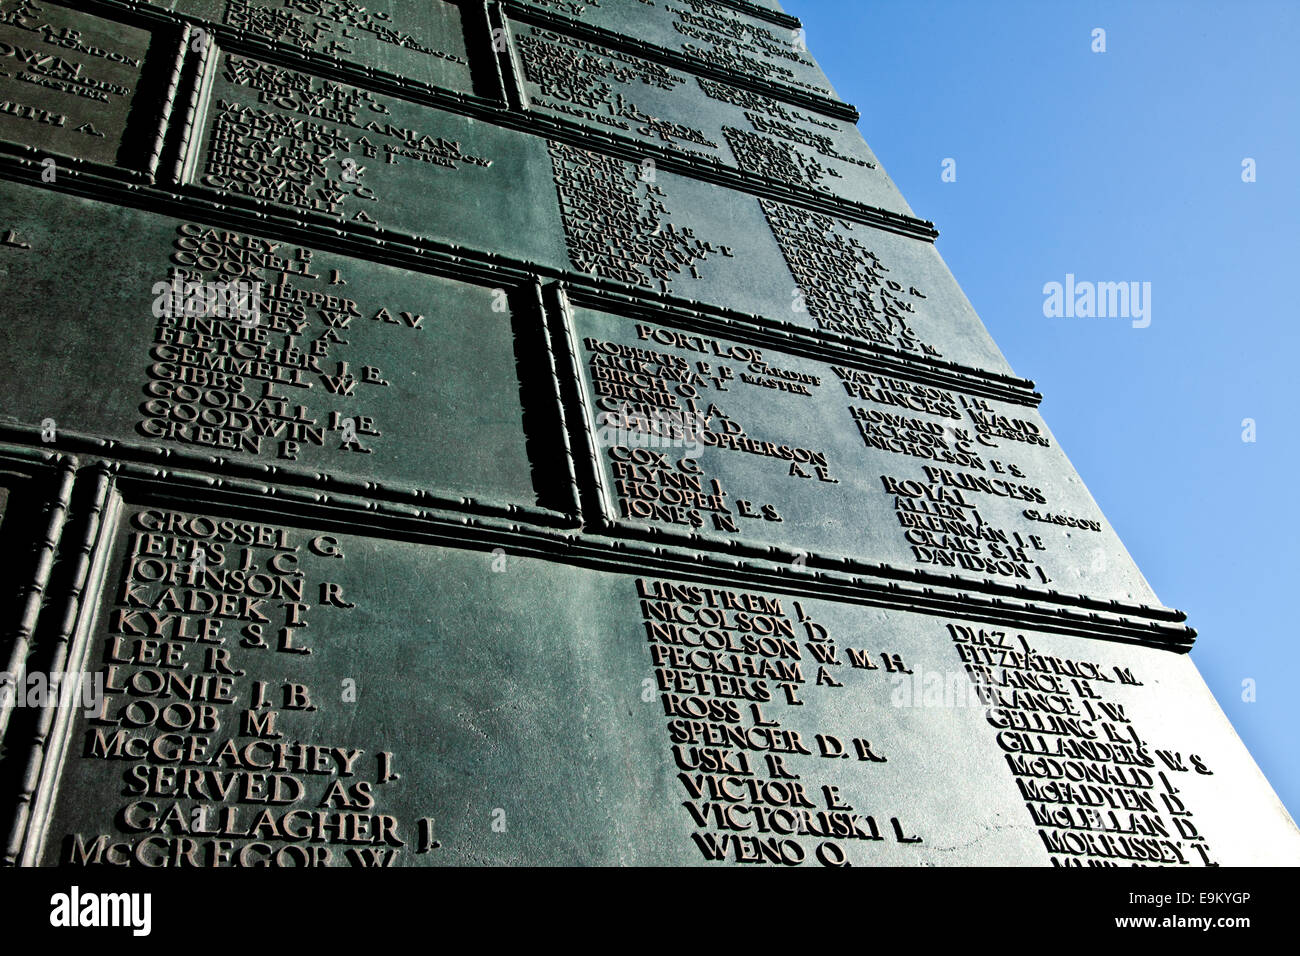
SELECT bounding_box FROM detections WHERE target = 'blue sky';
[784,0,1300,820]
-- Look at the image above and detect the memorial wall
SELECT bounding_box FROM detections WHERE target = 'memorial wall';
[0,0,1295,867]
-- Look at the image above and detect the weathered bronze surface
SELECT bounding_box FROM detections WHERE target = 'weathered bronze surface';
[0,179,560,512]
[0,2,162,168]
[564,298,1155,605]
[0,0,1295,867]
[146,0,475,94]
[506,10,899,209]
[514,0,838,99]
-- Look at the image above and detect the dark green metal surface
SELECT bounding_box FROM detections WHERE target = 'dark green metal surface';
[0,0,1295,867]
